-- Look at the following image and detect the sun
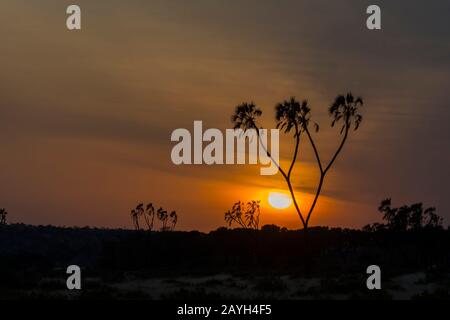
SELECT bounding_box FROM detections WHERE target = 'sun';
[268,192,292,209]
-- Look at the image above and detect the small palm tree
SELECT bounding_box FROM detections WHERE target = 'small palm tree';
[232,99,307,226]
[157,207,168,230]
[224,210,236,228]
[130,203,145,230]
[136,203,144,227]
[169,211,178,230]
[130,209,140,230]
[304,93,363,227]
[145,203,155,231]
[225,201,246,228]
[224,200,261,230]
[131,202,178,231]
[0,208,7,225]
[275,98,319,226]
[245,200,261,229]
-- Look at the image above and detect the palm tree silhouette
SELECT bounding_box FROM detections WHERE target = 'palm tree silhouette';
[231,93,364,229]
[225,201,246,228]
[169,211,178,230]
[157,207,168,231]
[304,93,363,227]
[145,203,155,231]
[130,203,145,230]
[136,203,144,228]
[130,209,140,230]
[224,200,261,230]
[245,200,261,230]
[131,202,179,231]
[231,102,262,131]
[0,208,7,225]
[130,201,179,231]
[232,99,307,226]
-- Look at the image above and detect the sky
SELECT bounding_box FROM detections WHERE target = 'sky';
[0,0,449,231]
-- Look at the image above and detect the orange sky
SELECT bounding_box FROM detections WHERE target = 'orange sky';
[0,1,449,231]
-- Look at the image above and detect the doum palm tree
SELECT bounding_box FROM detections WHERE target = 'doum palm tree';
[245,200,261,230]
[169,211,178,230]
[130,202,179,231]
[145,203,155,231]
[231,93,363,229]
[224,201,246,228]
[157,207,169,230]
[304,93,363,227]
[232,100,306,226]
[224,200,261,230]
[0,208,7,225]
[130,209,140,230]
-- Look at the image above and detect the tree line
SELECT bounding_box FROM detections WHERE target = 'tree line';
[363,198,443,232]
[223,198,444,232]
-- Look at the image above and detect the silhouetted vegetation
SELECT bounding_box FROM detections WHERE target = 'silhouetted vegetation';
[0,208,7,225]
[224,200,261,230]
[0,197,447,300]
[363,199,443,232]
[231,93,364,229]
[131,203,177,231]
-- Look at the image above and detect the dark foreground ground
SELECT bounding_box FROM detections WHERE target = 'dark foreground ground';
[1,224,450,300]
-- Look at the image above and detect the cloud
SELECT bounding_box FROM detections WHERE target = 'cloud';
[0,0,448,229]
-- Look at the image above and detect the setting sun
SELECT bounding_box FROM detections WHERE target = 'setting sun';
[268,192,292,209]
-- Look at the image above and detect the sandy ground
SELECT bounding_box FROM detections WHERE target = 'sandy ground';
[101,272,445,299]
[32,271,448,299]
